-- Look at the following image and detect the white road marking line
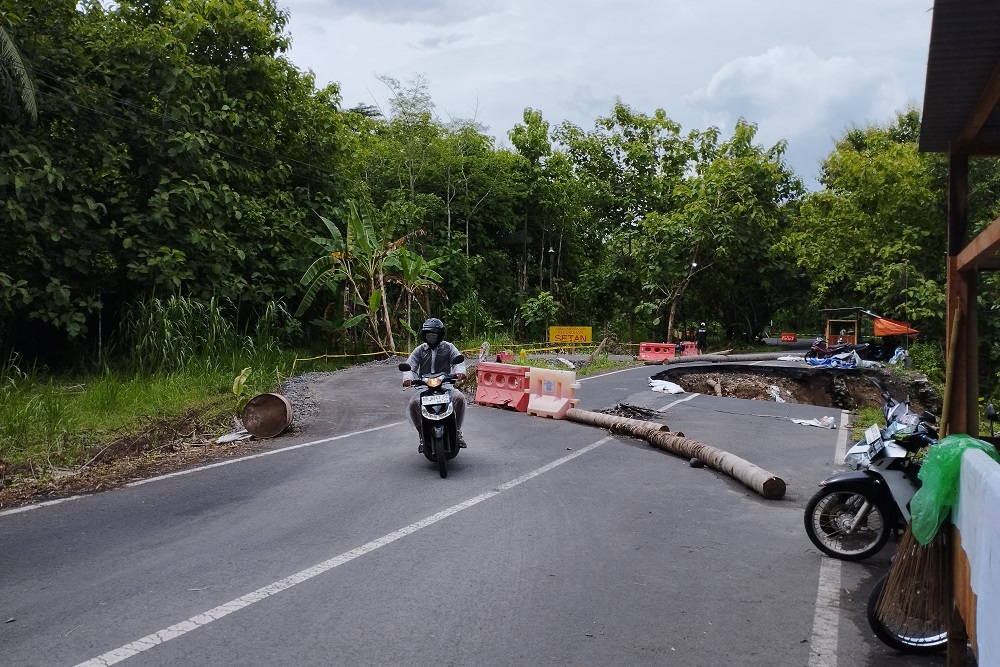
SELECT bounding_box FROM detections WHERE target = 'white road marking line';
[657,393,699,411]
[806,410,850,667]
[73,436,614,667]
[0,495,88,517]
[576,366,647,381]
[807,557,842,667]
[126,422,403,487]
[835,410,850,463]
[0,423,403,518]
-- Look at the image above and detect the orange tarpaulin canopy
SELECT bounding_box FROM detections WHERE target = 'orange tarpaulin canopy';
[873,317,919,337]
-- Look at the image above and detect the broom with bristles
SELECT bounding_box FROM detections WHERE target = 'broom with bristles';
[871,521,951,646]
[869,307,961,649]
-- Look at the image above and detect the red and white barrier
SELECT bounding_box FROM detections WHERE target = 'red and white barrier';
[474,362,530,411]
[639,342,675,362]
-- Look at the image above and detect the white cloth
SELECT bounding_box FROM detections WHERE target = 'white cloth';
[649,379,684,394]
[790,416,836,429]
[955,448,1000,664]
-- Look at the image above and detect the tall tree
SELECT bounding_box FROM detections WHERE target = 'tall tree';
[0,0,356,365]
[556,101,693,340]
[779,109,947,332]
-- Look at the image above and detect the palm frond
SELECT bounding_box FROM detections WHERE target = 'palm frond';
[0,24,37,126]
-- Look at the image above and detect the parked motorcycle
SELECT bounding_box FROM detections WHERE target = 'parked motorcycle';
[860,402,1000,654]
[805,336,870,360]
[804,379,938,561]
[398,355,464,478]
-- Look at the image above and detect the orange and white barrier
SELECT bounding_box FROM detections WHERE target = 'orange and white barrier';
[639,342,676,362]
[475,362,530,411]
[679,341,700,356]
[524,367,580,419]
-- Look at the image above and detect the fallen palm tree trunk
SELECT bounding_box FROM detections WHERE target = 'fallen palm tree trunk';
[565,408,786,500]
[659,351,796,365]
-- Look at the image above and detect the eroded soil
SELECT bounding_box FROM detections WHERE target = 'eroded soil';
[654,366,941,415]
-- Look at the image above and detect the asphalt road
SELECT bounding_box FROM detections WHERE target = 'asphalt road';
[0,361,964,666]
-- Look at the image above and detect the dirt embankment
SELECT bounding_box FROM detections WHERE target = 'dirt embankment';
[653,366,941,415]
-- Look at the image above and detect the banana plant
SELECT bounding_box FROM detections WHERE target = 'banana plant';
[386,248,446,349]
[298,200,425,353]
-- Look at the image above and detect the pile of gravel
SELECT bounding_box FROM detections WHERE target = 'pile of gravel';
[276,356,411,429]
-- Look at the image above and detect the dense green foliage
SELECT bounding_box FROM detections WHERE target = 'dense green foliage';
[4,1,999,399]
[1,0,355,365]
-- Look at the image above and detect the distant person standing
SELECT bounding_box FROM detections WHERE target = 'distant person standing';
[696,322,708,354]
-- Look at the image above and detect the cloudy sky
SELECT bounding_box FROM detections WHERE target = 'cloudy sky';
[276,0,934,188]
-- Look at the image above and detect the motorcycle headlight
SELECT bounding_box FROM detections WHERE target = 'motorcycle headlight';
[844,450,869,468]
[425,377,443,388]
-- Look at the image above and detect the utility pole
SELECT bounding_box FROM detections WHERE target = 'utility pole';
[548,246,555,292]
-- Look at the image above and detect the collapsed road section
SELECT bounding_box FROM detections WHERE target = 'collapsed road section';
[652,363,941,414]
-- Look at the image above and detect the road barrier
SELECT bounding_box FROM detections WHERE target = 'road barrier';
[525,367,580,419]
[639,342,675,362]
[679,341,700,356]
[474,362,530,411]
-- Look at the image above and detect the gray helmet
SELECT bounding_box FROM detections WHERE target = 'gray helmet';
[421,317,445,348]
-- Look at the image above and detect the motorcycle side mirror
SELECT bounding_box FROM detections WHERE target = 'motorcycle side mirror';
[452,354,465,364]
[398,363,411,372]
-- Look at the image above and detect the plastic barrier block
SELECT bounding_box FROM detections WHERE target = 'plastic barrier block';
[475,362,530,411]
[496,350,514,363]
[681,341,700,356]
[524,367,580,419]
[639,342,675,362]
[780,332,798,342]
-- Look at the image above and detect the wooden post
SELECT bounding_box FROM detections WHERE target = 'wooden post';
[944,152,977,665]
[945,154,972,436]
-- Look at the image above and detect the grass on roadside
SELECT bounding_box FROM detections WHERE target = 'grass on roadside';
[0,348,355,487]
[850,405,885,442]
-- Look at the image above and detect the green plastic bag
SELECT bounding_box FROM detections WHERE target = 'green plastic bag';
[909,433,1000,545]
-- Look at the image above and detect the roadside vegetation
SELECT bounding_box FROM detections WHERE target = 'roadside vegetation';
[0,0,992,496]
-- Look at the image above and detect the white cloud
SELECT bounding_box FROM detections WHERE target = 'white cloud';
[277,0,497,25]
[683,45,912,182]
[277,0,933,185]
[685,46,908,137]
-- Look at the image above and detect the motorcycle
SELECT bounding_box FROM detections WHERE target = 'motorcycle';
[805,336,870,360]
[804,378,938,561]
[398,355,464,479]
[861,401,1000,655]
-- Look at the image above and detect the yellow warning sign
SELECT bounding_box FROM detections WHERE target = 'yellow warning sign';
[548,326,592,343]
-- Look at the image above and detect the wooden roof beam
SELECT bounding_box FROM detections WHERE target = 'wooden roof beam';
[959,59,1000,142]
[957,215,1000,271]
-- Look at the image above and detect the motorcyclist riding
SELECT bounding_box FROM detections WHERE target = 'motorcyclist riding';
[402,318,467,453]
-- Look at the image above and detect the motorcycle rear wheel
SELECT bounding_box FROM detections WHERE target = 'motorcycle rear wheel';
[804,488,891,561]
[866,574,947,654]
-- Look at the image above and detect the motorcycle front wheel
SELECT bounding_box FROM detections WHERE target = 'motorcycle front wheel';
[866,574,947,654]
[804,488,891,561]
[435,440,448,478]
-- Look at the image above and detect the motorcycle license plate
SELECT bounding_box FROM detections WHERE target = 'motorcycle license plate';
[865,424,884,458]
[421,393,450,406]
